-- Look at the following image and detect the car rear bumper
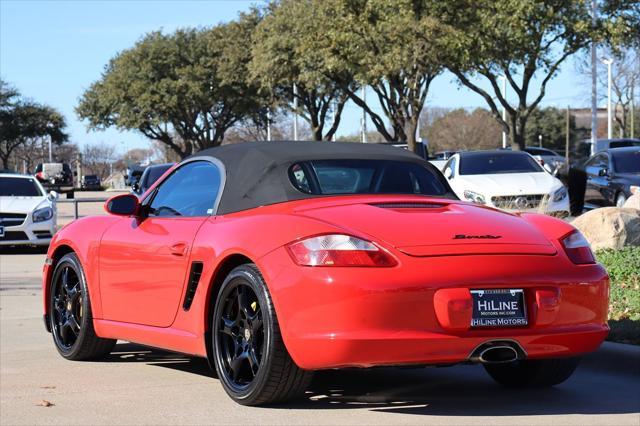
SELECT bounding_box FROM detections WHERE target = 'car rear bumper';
[259,248,609,370]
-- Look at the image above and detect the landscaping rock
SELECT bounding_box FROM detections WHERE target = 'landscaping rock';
[623,192,640,210]
[571,207,640,250]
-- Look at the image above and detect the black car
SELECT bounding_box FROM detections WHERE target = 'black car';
[81,174,101,191]
[580,147,640,208]
[125,164,146,187]
[34,162,75,199]
[132,163,174,196]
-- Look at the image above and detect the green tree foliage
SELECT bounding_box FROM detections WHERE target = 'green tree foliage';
[0,80,68,169]
[251,0,350,141]
[77,14,267,159]
[437,0,639,150]
[312,0,446,152]
[525,107,577,153]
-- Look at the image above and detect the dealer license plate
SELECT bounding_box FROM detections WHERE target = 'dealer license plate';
[471,289,527,328]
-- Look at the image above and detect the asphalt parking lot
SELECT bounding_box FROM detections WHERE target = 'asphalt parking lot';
[1,192,639,425]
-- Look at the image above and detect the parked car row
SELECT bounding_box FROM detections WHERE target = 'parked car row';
[0,173,57,247]
[570,146,640,212]
[442,150,569,217]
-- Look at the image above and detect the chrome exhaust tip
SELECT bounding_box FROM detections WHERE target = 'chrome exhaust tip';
[469,340,526,364]
[478,346,518,364]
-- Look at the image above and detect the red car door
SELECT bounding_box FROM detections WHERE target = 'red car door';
[99,160,223,327]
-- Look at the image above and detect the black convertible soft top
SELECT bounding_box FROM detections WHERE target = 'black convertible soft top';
[189,141,452,215]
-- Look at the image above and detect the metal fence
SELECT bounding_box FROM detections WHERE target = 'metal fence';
[56,198,110,220]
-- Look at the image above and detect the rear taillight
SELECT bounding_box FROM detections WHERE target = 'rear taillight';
[561,230,595,265]
[286,234,397,267]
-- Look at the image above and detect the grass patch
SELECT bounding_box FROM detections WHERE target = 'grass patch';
[595,247,640,345]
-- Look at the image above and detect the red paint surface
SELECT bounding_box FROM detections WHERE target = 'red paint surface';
[44,195,609,367]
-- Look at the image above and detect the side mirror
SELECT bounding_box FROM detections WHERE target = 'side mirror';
[443,168,453,179]
[598,168,608,177]
[48,191,59,201]
[105,194,139,216]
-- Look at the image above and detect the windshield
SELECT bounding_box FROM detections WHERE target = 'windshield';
[0,177,43,197]
[289,159,450,197]
[459,153,543,175]
[612,150,640,173]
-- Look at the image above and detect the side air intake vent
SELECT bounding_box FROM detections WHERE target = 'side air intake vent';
[183,261,204,311]
[369,202,445,209]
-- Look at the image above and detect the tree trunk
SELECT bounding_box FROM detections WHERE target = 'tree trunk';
[1,154,10,170]
[406,116,419,154]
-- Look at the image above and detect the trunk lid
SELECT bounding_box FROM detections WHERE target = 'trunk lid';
[295,198,556,257]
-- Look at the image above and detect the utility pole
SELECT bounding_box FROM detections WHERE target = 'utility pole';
[48,135,52,162]
[76,153,82,188]
[267,111,272,142]
[293,83,298,141]
[631,80,635,138]
[590,0,598,147]
[602,57,613,139]
[361,87,367,143]
[500,75,507,148]
[565,106,571,167]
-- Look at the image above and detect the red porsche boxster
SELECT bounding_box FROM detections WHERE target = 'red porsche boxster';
[43,142,609,405]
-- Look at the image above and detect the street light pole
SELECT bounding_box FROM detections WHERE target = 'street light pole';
[293,83,298,141]
[602,57,613,139]
[590,0,598,147]
[361,87,367,143]
[267,111,272,142]
[500,75,507,148]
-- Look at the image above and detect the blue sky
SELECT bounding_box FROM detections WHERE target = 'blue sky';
[1,0,593,152]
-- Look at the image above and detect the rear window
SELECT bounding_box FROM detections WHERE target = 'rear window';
[459,153,543,175]
[289,160,449,196]
[0,177,43,197]
[610,140,640,149]
[611,150,640,173]
[525,148,557,156]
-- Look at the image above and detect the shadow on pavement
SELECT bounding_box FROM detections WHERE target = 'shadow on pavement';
[105,343,640,416]
[107,342,214,378]
[0,246,48,255]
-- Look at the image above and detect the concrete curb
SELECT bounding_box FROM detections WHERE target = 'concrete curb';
[581,342,640,376]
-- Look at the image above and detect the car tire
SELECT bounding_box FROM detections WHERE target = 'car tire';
[212,264,312,406]
[49,253,116,360]
[484,357,580,387]
[616,193,627,208]
[66,191,75,199]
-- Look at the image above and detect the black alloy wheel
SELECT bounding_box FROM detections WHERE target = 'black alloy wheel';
[49,253,115,360]
[212,264,312,406]
[51,264,83,350]
[217,283,264,389]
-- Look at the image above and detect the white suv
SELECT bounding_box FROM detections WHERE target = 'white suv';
[0,174,57,246]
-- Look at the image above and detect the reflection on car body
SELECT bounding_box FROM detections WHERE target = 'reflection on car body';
[43,141,608,406]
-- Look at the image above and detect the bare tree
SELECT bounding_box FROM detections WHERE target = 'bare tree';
[576,47,640,137]
[424,108,502,152]
[82,143,117,181]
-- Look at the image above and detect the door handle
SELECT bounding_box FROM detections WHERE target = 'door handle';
[170,243,188,256]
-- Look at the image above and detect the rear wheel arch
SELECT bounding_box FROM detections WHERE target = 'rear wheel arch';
[204,253,254,365]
